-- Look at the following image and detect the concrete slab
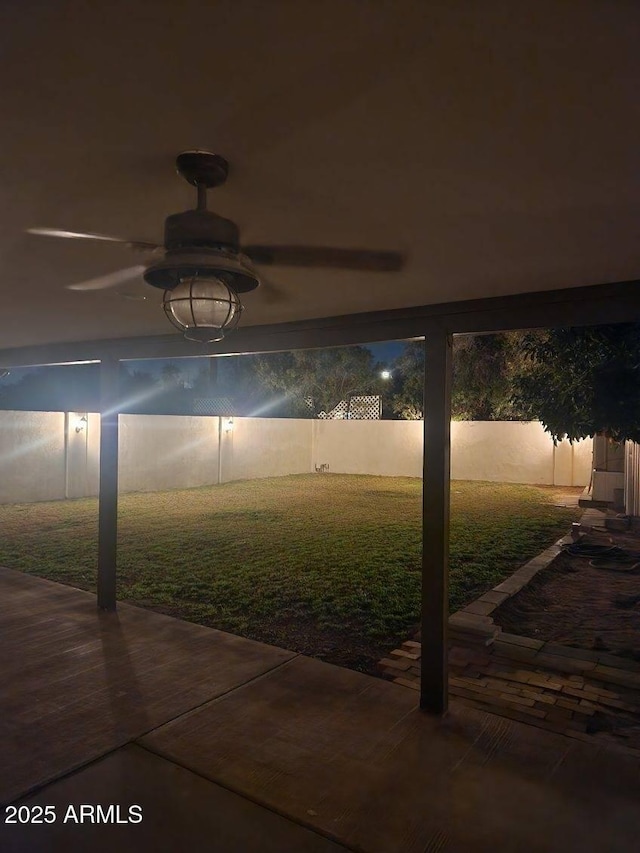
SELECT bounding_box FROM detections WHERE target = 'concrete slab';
[142,655,640,853]
[0,744,348,853]
[0,568,295,803]
[4,570,640,853]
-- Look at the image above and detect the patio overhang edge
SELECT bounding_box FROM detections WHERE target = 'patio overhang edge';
[1,277,640,368]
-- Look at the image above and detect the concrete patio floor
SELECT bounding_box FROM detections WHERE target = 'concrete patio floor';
[1,567,639,852]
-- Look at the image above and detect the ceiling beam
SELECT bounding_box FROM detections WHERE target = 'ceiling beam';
[1,278,639,368]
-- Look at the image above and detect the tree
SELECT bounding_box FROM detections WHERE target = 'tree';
[118,363,195,415]
[390,342,424,419]
[0,364,100,411]
[247,347,386,418]
[160,362,186,389]
[192,364,214,396]
[512,324,640,443]
[118,367,161,413]
[389,334,531,421]
[451,332,530,420]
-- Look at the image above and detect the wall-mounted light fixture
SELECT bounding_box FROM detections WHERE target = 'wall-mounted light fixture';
[74,415,88,434]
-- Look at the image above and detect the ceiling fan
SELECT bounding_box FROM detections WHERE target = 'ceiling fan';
[27,150,405,341]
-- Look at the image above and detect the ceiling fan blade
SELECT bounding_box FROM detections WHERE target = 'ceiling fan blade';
[242,245,404,272]
[66,265,147,291]
[259,274,288,304]
[27,228,162,253]
[235,253,286,304]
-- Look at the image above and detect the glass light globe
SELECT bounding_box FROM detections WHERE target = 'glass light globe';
[163,274,242,342]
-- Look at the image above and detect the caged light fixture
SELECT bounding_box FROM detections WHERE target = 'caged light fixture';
[160,272,244,343]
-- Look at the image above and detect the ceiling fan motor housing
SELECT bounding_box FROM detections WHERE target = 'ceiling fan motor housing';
[144,208,260,293]
[164,209,239,251]
[144,248,260,293]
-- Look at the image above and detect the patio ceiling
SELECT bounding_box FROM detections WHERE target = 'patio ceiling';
[1,0,639,352]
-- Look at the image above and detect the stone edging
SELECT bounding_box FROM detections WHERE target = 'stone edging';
[380,506,640,685]
[379,510,640,751]
[448,537,568,648]
[444,507,640,681]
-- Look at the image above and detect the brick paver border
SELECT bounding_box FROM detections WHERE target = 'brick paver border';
[379,509,640,754]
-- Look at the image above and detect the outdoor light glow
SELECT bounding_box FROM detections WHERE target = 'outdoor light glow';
[163,274,242,343]
[380,370,392,380]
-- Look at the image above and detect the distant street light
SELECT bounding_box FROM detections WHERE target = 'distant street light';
[380,370,392,380]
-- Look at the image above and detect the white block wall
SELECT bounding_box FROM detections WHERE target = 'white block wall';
[449,421,592,486]
[223,417,313,483]
[313,420,592,486]
[0,411,66,503]
[118,415,220,493]
[0,412,593,504]
[312,419,422,477]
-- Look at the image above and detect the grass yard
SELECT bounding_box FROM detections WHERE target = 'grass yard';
[0,474,581,673]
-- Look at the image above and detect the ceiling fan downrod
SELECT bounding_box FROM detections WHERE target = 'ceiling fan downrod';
[197,183,208,211]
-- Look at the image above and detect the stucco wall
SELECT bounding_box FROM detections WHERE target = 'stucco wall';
[448,421,591,486]
[556,433,593,487]
[118,415,220,493]
[0,412,593,504]
[314,419,592,487]
[0,411,66,503]
[313,419,422,477]
[224,417,313,482]
[449,421,591,486]
[65,411,101,498]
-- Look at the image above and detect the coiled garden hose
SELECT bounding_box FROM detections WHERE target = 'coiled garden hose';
[561,542,640,572]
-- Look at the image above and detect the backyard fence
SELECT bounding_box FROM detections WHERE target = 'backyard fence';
[0,411,592,504]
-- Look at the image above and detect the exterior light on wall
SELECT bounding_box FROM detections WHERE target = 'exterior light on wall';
[223,417,234,433]
[74,415,88,433]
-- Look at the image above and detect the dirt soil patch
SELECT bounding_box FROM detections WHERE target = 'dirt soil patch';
[494,524,640,661]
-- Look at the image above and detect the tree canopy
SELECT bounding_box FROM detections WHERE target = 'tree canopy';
[0,363,100,412]
[3,326,638,436]
[512,324,640,443]
[389,342,424,420]
[246,347,387,418]
[389,334,530,421]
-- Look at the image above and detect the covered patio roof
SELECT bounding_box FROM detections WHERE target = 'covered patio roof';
[1,1,639,722]
[1,0,639,352]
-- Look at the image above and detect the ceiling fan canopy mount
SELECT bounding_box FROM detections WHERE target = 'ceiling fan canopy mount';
[175,150,229,189]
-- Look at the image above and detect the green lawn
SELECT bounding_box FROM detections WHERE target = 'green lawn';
[0,474,580,673]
